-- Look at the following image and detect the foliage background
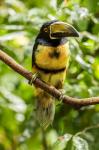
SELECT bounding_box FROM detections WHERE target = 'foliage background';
[0,0,99,149]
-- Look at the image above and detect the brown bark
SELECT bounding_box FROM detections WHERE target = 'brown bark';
[0,49,99,107]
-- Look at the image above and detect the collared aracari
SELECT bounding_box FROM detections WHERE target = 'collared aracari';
[32,20,79,129]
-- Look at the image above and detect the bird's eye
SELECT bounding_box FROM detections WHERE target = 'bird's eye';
[44,28,48,32]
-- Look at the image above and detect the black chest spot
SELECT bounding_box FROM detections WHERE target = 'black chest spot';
[49,49,60,59]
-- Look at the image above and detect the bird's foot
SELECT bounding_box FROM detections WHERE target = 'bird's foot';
[56,89,65,106]
[28,72,39,85]
[59,89,65,95]
[59,89,65,102]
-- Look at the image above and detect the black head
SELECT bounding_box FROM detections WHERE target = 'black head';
[37,20,79,41]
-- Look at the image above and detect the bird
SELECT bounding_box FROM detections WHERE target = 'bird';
[32,20,79,129]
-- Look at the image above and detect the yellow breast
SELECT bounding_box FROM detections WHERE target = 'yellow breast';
[35,42,70,70]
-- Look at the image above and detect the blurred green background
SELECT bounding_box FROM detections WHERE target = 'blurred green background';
[0,0,99,149]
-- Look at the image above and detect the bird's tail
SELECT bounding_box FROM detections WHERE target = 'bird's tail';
[35,89,55,129]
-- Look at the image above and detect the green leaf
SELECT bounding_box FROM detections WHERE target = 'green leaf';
[52,134,72,150]
[72,136,89,150]
[64,136,74,150]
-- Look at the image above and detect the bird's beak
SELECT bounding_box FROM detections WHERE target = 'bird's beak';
[50,21,79,39]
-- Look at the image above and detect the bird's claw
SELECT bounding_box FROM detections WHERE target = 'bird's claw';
[59,89,65,103]
[28,73,39,85]
[56,90,65,106]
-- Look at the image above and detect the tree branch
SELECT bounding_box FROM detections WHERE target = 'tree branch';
[0,49,99,107]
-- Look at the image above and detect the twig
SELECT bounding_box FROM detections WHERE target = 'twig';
[75,124,99,136]
[0,49,99,107]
